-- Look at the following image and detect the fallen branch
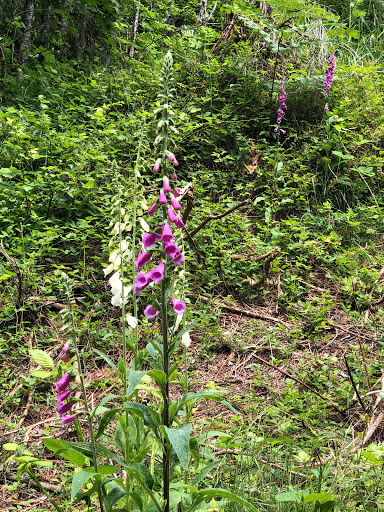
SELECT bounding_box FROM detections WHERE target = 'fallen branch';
[190,199,250,237]
[241,248,278,290]
[197,295,289,326]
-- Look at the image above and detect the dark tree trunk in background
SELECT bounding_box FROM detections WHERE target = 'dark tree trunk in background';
[17,0,35,65]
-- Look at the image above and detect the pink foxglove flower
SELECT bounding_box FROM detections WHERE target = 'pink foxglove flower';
[167,207,178,224]
[162,222,174,243]
[150,262,165,284]
[174,216,185,229]
[171,197,181,211]
[168,153,175,162]
[159,190,167,204]
[173,252,185,266]
[134,272,150,296]
[55,373,70,392]
[143,232,157,249]
[172,158,179,166]
[62,414,76,426]
[163,180,171,193]
[164,243,179,258]
[57,389,71,402]
[172,188,181,197]
[144,304,159,319]
[153,161,160,172]
[172,297,186,314]
[171,172,178,180]
[147,203,158,215]
[57,401,72,415]
[133,252,152,272]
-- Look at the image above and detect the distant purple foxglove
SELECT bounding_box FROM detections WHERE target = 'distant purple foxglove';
[172,297,186,314]
[147,203,158,215]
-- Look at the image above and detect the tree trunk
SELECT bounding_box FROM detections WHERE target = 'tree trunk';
[18,0,35,65]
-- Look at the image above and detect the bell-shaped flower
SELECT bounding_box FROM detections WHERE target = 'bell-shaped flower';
[171,172,178,180]
[153,160,160,172]
[172,188,181,197]
[172,297,186,315]
[147,203,158,215]
[62,413,76,426]
[173,251,185,266]
[167,208,178,224]
[143,231,157,249]
[134,272,150,296]
[159,190,167,204]
[163,180,171,193]
[162,222,174,243]
[174,216,185,229]
[181,331,192,348]
[55,373,70,392]
[60,344,71,363]
[126,314,138,328]
[164,243,179,259]
[58,401,72,416]
[144,304,159,319]
[150,262,165,284]
[57,389,71,402]
[171,197,181,211]
[133,252,152,272]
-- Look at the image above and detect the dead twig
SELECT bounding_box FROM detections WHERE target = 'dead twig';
[241,248,278,290]
[230,247,278,263]
[190,199,250,237]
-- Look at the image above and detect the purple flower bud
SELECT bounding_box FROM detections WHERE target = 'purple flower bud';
[174,216,185,229]
[134,272,150,296]
[55,373,70,392]
[171,172,178,180]
[168,153,175,162]
[144,304,159,319]
[153,161,160,172]
[164,242,179,258]
[62,343,69,352]
[57,389,71,402]
[58,401,72,416]
[60,352,71,363]
[143,231,157,249]
[162,222,174,243]
[133,252,152,272]
[150,262,165,284]
[163,180,171,193]
[174,129,179,135]
[172,158,179,166]
[159,190,167,204]
[172,297,186,314]
[172,188,181,197]
[62,413,76,426]
[147,203,158,215]
[171,197,181,211]
[153,140,159,147]
[324,103,329,111]
[173,252,185,266]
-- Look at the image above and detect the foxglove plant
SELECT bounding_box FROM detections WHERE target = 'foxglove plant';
[324,53,336,111]
[274,80,287,135]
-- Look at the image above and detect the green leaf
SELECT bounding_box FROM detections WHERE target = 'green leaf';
[348,28,359,39]
[29,349,54,369]
[304,493,338,504]
[104,482,143,512]
[3,443,19,451]
[95,408,122,439]
[44,438,87,466]
[124,463,154,489]
[126,370,148,397]
[187,488,259,512]
[191,460,221,485]
[71,470,96,500]
[93,348,117,370]
[275,491,303,502]
[30,370,53,378]
[164,424,192,470]
[123,402,160,430]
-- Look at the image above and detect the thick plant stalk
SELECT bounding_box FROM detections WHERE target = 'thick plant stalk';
[18,0,35,65]
[129,2,140,58]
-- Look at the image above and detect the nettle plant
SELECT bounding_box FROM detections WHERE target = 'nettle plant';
[40,53,258,512]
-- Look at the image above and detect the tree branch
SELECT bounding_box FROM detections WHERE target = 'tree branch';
[190,199,250,237]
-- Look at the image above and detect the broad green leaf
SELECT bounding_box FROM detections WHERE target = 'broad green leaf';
[124,463,154,489]
[3,443,19,451]
[126,370,148,397]
[29,349,54,369]
[95,408,122,439]
[191,460,221,485]
[30,370,53,378]
[93,348,117,370]
[71,470,96,500]
[275,491,303,502]
[164,424,192,470]
[187,488,259,512]
[123,402,160,430]
[304,493,338,504]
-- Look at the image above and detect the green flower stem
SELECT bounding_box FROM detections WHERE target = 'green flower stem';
[26,467,63,512]
[66,287,104,512]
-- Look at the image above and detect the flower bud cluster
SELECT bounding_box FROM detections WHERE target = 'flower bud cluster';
[274,81,287,135]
